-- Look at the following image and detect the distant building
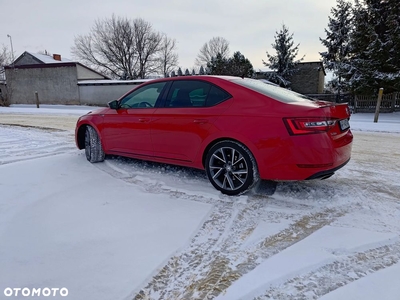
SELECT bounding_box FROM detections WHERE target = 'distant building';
[255,61,326,95]
[4,51,109,105]
[289,62,326,94]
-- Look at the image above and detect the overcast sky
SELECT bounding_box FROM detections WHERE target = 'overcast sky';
[2,0,338,71]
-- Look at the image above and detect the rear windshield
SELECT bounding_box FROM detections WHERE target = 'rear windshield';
[230,78,315,103]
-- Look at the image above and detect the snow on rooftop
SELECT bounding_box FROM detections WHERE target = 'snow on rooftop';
[27,51,73,64]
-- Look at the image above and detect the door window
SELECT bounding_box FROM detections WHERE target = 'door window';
[120,82,166,108]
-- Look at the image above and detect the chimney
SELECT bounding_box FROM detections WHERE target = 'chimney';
[53,54,61,61]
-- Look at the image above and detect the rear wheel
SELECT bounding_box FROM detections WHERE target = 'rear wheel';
[205,141,258,195]
[85,126,105,163]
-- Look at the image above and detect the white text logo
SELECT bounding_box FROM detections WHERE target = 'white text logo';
[4,287,68,297]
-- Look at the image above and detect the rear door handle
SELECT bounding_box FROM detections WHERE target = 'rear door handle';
[193,119,208,124]
[138,118,150,123]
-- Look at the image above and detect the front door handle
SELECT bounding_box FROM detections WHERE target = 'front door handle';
[193,119,208,124]
[138,118,150,123]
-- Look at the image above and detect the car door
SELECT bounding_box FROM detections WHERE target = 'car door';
[102,81,167,158]
[151,80,232,162]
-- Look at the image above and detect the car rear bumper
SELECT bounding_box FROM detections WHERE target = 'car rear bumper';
[257,130,353,181]
[305,158,350,180]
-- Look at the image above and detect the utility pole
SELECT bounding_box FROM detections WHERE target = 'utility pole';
[7,34,15,66]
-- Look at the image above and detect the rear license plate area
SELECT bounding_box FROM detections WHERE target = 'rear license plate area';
[339,119,350,131]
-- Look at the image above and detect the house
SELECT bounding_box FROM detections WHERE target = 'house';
[289,61,326,94]
[4,51,109,105]
[255,61,326,95]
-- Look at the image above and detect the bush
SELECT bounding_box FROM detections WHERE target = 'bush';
[0,95,10,107]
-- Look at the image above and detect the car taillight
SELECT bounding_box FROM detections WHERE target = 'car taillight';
[283,118,337,135]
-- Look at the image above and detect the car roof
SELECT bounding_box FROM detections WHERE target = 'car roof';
[149,75,239,83]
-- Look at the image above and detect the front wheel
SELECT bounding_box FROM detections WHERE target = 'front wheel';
[205,141,259,196]
[85,126,105,163]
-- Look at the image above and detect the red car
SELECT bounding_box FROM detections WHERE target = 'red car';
[75,76,353,195]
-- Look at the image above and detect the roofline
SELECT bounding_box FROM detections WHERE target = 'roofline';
[298,61,324,64]
[4,62,110,79]
[298,61,326,75]
[75,63,110,80]
[255,61,326,76]
[13,51,44,65]
[5,62,77,69]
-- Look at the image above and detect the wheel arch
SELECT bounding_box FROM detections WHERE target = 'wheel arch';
[201,137,259,171]
[76,124,87,150]
[76,122,103,150]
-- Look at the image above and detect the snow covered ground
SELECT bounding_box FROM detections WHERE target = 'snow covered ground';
[0,105,399,300]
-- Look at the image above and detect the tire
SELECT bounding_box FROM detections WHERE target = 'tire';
[205,140,259,196]
[85,126,105,163]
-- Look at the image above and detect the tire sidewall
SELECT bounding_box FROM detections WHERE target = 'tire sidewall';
[85,127,92,162]
[205,141,257,196]
[84,126,105,163]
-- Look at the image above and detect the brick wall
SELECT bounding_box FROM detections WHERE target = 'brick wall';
[289,62,325,94]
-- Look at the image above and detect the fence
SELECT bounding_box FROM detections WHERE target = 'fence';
[306,92,400,113]
[306,94,353,104]
[354,92,400,113]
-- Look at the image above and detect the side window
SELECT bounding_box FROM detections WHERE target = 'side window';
[206,85,231,106]
[165,80,231,108]
[120,82,166,108]
[166,81,211,108]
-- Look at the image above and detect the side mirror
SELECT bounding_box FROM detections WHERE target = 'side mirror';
[108,100,119,109]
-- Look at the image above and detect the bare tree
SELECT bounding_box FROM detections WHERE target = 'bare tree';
[0,45,13,106]
[195,37,230,67]
[0,45,12,78]
[133,18,163,78]
[73,15,136,78]
[157,35,178,77]
[72,15,172,79]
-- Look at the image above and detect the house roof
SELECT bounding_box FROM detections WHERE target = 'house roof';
[26,52,73,64]
[297,61,326,76]
[12,51,72,66]
[7,51,110,79]
[256,61,326,76]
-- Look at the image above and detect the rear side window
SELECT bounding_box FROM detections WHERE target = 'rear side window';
[165,80,231,108]
[231,78,315,103]
[206,85,231,106]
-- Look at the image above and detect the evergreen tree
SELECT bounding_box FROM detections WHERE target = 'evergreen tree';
[385,1,400,84]
[170,70,176,77]
[192,68,196,75]
[184,68,190,76]
[320,0,353,95]
[263,24,304,88]
[207,53,229,75]
[228,51,254,78]
[177,67,183,76]
[349,0,400,93]
[199,66,205,75]
[207,52,254,77]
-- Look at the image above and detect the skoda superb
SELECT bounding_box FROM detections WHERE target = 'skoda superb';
[75,76,353,195]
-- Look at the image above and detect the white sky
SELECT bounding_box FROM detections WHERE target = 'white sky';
[1,0,338,71]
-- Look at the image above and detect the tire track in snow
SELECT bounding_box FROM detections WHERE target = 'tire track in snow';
[255,241,400,300]
[132,207,346,300]
[88,145,400,300]
[0,125,75,165]
[93,155,352,300]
